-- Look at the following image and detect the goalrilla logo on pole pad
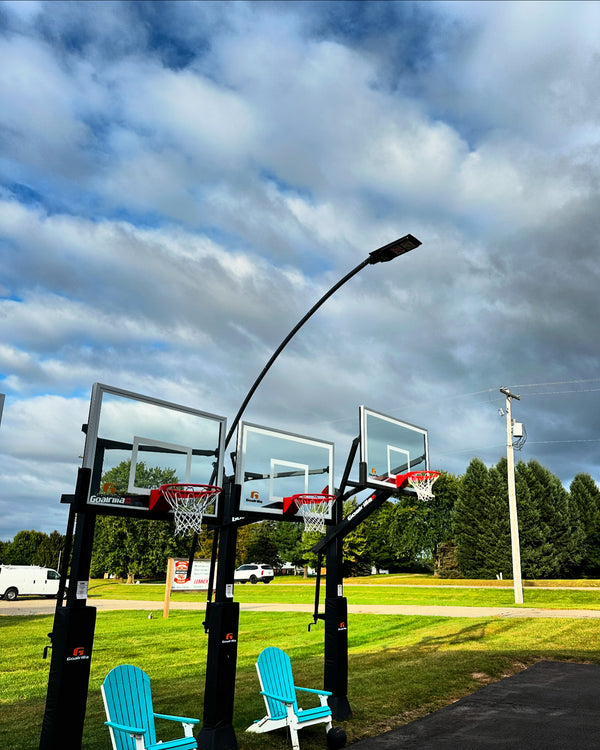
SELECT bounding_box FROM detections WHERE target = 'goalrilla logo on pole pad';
[221,632,237,644]
[66,646,90,662]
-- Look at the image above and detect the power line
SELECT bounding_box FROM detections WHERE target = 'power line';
[511,378,600,387]
[508,388,600,397]
[527,438,600,445]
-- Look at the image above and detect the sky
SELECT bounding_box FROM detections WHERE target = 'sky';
[2,0,600,540]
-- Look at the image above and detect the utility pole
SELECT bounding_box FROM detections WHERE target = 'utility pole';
[500,387,523,604]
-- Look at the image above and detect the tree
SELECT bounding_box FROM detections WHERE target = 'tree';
[452,458,492,577]
[91,461,188,582]
[340,498,370,577]
[518,460,582,578]
[391,471,459,572]
[244,521,281,568]
[436,540,462,578]
[3,530,46,565]
[570,473,600,576]
[235,524,255,568]
[483,464,512,577]
[2,530,65,568]
[342,524,370,577]
[271,521,304,569]
[33,531,65,570]
[363,501,397,573]
[497,457,542,580]
[299,529,322,576]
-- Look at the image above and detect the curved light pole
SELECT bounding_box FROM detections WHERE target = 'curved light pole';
[224,233,422,449]
[197,234,422,750]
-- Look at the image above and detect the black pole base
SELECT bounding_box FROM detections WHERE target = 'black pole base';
[196,724,238,750]
[324,596,352,720]
[39,605,97,750]
[328,694,353,721]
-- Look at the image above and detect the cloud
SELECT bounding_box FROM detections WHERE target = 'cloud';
[2,1,600,538]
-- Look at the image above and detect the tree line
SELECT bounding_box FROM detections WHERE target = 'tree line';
[4,458,600,581]
[0,530,65,570]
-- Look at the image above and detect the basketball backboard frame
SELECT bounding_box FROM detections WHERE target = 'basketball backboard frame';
[359,406,429,491]
[234,421,335,523]
[82,383,226,520]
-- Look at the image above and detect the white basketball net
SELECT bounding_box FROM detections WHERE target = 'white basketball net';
[160,484,221,536]
[296,494,336,534]
[406,471,440,502]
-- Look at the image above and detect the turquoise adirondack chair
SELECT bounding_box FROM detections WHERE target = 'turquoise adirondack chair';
[101,665,200,750]
[246,647,333,750]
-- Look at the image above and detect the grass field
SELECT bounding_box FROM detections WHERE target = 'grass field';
[87,575,600,610]
[2,577,600,749]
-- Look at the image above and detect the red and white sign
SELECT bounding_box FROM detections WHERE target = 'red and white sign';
[170,559,212,591]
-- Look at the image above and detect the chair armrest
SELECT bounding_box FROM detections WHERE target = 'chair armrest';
[260,690,294,704]
[104,720,144,736]
[295,686,332,697]
[154,712,200,724]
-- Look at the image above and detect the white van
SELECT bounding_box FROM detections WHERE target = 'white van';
[0,565,62,601]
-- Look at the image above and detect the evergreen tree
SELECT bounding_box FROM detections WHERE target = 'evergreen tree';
[484,464,512,577]
[518,460,581,577]
[503,458,542,579]
[452,458,492,577]
[570,473,600,575]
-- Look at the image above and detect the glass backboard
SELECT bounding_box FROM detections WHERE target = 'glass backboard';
[83,383,226,518]
[235,422,334,521]
[359,406,428,490]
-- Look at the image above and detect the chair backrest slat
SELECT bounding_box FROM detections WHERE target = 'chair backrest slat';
[102,665,157,750]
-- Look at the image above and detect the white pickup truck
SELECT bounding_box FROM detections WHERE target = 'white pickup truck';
[0,565,63,601]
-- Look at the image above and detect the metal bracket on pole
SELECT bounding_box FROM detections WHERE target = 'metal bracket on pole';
[308,552,325,631]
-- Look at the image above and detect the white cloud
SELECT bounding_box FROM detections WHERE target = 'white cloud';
[2,1,600,537]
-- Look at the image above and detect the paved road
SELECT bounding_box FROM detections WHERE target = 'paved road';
[3,598,600,618]
[351,661,600,749]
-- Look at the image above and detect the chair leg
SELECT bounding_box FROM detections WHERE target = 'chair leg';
[288,725,301,750]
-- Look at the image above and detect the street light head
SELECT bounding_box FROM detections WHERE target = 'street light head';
[368,234,422,264]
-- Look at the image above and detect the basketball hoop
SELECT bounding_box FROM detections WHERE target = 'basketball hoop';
[283,494,336,534]
[157,484,222,536]
[396,471,440,502]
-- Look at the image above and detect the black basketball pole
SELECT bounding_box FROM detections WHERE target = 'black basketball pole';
[40,468,97,750]
[324,485,352,719]
[316,485,395,719]
[197,477,240,750]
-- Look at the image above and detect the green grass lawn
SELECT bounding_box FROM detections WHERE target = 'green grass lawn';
[87,577,600,609]
[3,602,600,749]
